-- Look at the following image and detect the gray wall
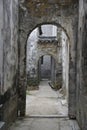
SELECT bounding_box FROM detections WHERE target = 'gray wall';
[0,0,4,94]
[27,28,38,79]
[76,0,87,129]
[0,0,19,126]
[3,0,18,93]
[61,31,69,99]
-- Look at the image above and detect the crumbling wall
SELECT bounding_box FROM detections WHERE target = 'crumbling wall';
[0,0,19,126]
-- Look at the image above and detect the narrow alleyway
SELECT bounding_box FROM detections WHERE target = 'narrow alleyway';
[9,81,80,130]
[26,80,68,116]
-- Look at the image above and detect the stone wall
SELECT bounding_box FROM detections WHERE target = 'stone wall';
[0,0,19,126]
[76,0,87,129]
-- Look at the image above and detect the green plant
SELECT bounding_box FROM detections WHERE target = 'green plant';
[52,81,62,90]
[27,78,39,86]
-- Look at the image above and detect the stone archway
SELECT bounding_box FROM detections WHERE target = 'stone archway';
[18,2,78,118]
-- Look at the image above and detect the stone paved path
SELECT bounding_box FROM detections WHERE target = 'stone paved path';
[26,80,68,116]
[10,117,80,130]
[10,81,80,130]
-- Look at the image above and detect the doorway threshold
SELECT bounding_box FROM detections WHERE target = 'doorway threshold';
[25,115,68,118]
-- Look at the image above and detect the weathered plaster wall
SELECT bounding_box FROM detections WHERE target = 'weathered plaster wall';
[4,0,18,93]
[0,0,4,95]
[61,31,69,98]
[76,0,87,129]
[0,0,19,126]
[27,28,38,79]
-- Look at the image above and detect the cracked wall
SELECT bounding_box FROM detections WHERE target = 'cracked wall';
[0,0,19,126]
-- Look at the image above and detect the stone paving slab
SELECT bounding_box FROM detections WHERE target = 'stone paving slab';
[9,118,80,130]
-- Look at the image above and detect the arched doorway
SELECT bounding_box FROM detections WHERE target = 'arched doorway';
[39,55,55,81]
[25,24,69,116]
[18,21,77,119]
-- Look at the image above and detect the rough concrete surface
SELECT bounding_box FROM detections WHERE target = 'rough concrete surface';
[26,80,68,116]
[9,117,80,130]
